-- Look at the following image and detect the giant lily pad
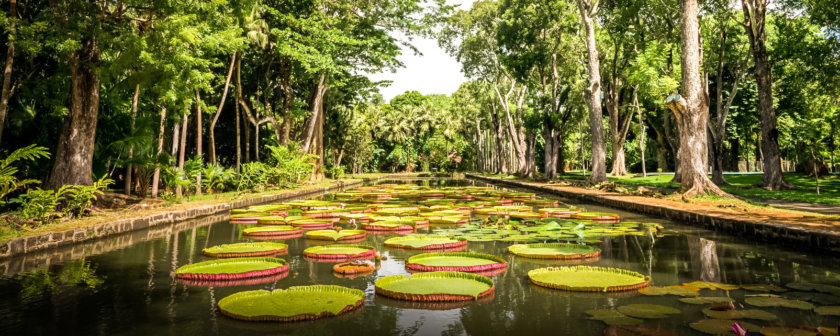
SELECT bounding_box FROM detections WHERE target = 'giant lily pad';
[585,309,643,326]
[218,285,364,322]
[759,328,819,336]
[375,271,494,301]
[683,281,740,290]
[814,306,840,316]
[786,282,840,296]
[203,242,288,258]
[678,296,735,304]
[701,308,778,321]
[616,304,680,319]
[305,229,366,241]
[689,319,761,335]
[784,291,840,305]
[384,235,467,250]
[242,225,303,238]
[176,257,289,280]
[363,220,416,231]
[303,244,376,260]
[638,286,700,297]
[745,295,815,310]
[405,252,507,272]
[528,266,650,292]
[602,325,679,336]
[508,243,601,259]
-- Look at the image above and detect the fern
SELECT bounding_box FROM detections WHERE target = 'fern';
[0,145,50,205]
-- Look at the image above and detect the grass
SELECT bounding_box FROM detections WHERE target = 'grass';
[559,171,840,206]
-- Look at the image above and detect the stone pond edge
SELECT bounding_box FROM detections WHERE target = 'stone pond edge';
[0,174,427,260]
[467,174,840,253]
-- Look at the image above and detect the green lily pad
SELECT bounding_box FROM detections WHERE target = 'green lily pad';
[406,252,506,272]
[759,327,819,336]
[218,285,364,322]
[742,284,788,293]
[508,243,601,259]
[678,296,735,304]
[384,235,467,250]
[305,229,366,241]
[585,309,643,326]
[786,282,840,296]
[683,281,740,290]
[528,266,650,292]
[303,244,376,259]
[638,286,700,297]
[203,242,288,257]
[690,319,761,335]
[176,257,289,280]
[375,271,494,301]
[242,225,303,237]
[814,306,840,316]
[745,295,815,310]
[616,304,680,319]
[784,291,840,305]
[701,308,777,321]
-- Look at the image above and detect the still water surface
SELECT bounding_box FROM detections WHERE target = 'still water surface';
[1,179,839,335]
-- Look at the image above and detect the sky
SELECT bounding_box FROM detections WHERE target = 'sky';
[365,0,475,102]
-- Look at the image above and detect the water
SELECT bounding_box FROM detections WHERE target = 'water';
[1,179,839,336]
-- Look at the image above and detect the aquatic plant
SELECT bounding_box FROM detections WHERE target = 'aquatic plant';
[527,266,650,292]
[384,235,468,250]
[508,243,601,260]
[242,225,303,238]
[305,229,366,241]
[303,244,376,260]
[175,257,289,280]
[203,242,288,258]
[375,271,494,301]
[405,252,507,272]
[218,285,364,322]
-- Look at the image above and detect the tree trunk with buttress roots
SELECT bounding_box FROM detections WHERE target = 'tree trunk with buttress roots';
[666,0,729,199]
[576,0,607,183]
[47,38,101,188]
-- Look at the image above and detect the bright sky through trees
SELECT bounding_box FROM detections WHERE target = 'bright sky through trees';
[367,0,475,101]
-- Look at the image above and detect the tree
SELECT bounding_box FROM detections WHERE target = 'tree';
[574,0,608,183]
[666,0,728,197]
[740,0,792,190]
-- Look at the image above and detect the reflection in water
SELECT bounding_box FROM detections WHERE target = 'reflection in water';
[0,179,839,335]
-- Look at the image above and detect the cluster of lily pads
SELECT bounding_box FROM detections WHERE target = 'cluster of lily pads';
[171,183,839,334]
[587,280,840,335]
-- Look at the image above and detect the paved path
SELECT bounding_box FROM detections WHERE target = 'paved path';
[748,197,840,215]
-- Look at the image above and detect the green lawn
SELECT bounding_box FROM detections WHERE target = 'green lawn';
[559,171,840,206]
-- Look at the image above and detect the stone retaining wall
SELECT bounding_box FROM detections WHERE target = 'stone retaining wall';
[468,174,840,253]
[0,175,418,260]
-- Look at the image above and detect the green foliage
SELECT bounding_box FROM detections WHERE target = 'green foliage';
[265,144,316,187]
[63,177,113,219]
[236,162,271,191]
[0,145,50,205]
[11,187,70,224]
[202,164,236,193]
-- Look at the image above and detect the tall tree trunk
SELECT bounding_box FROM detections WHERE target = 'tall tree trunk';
[176,113,188,197]
[47,38,100,188]
[634,90,647,177]
[492,107,507,174]
[235,53,242,172]
[741,0,792,190]
[544,122,556,179]
[151,107,167,197]
[194,90,202,195]
[280,58,293,145]
[209,53,236,165]
[576,0,607,183]
[125,84,140,196]
[666,0,728,198]
[243,108,250,163]
[303,73,326,153]
[0,0,16,146]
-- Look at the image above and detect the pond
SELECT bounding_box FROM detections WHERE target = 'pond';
[1,179,839,336]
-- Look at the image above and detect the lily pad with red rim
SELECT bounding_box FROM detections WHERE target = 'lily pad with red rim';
[217,285,364,322]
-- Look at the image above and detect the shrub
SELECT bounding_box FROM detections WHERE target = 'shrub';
[1,145,50,205]
[63,177,113,219]
[266,144,316,187]
[11,187,70,225]
[237,162,271,191]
